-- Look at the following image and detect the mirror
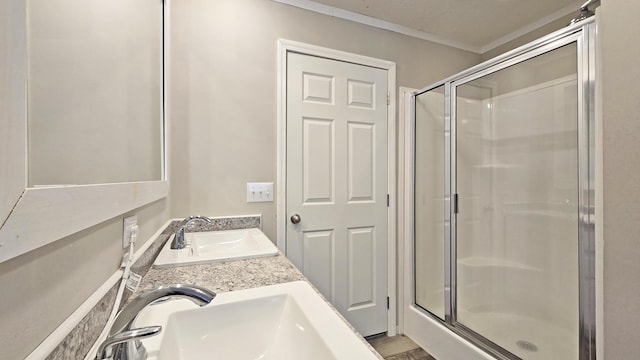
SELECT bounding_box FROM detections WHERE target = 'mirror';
[0,0,167,264]
[27,0,163,186]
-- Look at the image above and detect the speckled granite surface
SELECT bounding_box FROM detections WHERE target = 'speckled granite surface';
[124,216,263,309]
[176,215,261,233]
[46,215,381,359]
[45,283,119,360]
[137,255,305,293]
[45,215,262,359]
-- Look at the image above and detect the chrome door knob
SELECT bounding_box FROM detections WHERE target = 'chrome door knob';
[290,214,301,224]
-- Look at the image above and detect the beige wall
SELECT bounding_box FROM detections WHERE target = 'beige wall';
[480,14,577,61]
[600,0,640,358]
[11,1,636,358]
[0,200,169,360]
[0,1,479,358]
[0,0,25,233]
[168,0,480,240]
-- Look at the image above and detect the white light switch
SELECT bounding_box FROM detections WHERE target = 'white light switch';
[247,182,274,202]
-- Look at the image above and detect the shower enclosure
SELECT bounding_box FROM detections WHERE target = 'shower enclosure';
[410,19,595,360]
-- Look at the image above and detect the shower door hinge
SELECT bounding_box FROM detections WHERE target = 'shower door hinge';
[387,194,390,207]
[453,193,459,214]
[387,296,390,309]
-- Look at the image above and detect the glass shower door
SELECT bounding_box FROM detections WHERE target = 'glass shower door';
[453,43,579,359]
[414,86,447,320]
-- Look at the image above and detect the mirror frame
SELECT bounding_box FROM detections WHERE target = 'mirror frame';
[0,0,168,263]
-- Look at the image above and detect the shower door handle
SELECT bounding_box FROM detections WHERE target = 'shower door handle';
[453,193,459,214]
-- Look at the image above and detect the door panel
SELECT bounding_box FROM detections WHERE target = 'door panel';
[303,72,334,104]
[348,122,375,202]
[348,226,376,308]
[287,52,388,336]
[303,117,335,204]
[302,230,335,300]
[348,80,376,109]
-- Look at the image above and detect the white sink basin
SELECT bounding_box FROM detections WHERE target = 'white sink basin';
[154,228,279,268]
[135,281,378,360]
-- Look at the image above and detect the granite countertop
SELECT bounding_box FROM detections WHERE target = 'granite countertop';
[135,254,383,359]
[137,255,306,293]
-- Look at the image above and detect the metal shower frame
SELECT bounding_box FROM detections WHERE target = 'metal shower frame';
[411,17,597,360]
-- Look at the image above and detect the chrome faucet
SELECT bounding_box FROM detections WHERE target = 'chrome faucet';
[171,215,213,250]
[96,284,216,360]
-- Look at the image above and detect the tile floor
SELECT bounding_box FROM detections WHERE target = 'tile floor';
[367,334,436,360]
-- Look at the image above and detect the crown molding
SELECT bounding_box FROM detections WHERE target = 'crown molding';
[272,0,481,53]
[480,2,579,53]
[272,0,583,55]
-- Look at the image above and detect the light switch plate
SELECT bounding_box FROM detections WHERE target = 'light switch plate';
[247,182,274,203]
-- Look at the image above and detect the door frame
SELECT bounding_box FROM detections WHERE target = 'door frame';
[276,39,397,336]
[397,86,416,335]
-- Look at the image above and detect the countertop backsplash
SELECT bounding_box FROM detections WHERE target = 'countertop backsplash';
[45,215,261,360]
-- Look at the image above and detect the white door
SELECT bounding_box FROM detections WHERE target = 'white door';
[286,52,388,336]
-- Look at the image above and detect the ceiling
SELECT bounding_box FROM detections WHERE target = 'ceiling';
[281,0,586,53]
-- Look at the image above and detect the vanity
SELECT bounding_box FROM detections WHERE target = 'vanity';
[99,217,382,360]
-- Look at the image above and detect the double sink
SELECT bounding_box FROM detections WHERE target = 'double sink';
[132,227,378,359]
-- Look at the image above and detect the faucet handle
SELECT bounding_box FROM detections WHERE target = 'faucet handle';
[97,326,161,360]
[172,215,211,250]
[171,227,187,250]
